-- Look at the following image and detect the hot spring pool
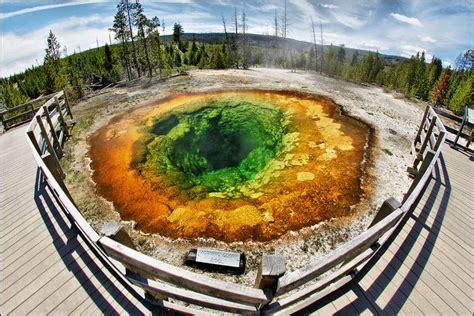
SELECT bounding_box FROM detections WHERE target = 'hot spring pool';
[88,90,371,242]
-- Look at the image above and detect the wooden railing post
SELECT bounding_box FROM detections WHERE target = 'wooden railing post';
[255,255,286,298]
[368,197,401,228]
[44,106,63,158]
[0,112,4,131]
[413,106,429,145]
[36,115,62,172]
[101,221,136,250]
[408,116,437,177]
[42,152,66,185]
[55,96,69,137]
[403,149,436,204]
[433,130,446,153]
[26,130,41,155]
[29,103,35,120]
[417,116,437,160]
[63,91,74,120]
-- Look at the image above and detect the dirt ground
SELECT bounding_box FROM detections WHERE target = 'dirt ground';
[62,68,424,286]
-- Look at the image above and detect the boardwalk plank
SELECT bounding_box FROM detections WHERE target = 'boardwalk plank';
[398,221,474,282]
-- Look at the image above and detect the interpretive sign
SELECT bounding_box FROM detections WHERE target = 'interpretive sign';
[196,248,241,267]
[185,248,246,274]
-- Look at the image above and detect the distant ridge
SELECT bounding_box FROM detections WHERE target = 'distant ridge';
[161,32,408,65]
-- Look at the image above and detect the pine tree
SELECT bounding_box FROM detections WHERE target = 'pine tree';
[67,58,84,98]
[337,45,346,64]
[431,67,452,105]
[324,45,339,77]
[448,70,473,114]
[110,2,132,80]
[426,57,442,95]
[403,53,419,95]
[174,49,182,67]
[149,16,163,78]
[189,35,198,65]
[369,52,382,82]
[197,45,207,69]
[209,45,226,69]
[0,81,29,108]
[133,0,153,77]
[350,51,359,66]
[173,23,183,45]
[124,0,141,77]
[411,52,428,98]
[44,30,67,93]
[104,44,114,77]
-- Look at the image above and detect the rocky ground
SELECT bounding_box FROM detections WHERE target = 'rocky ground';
[62,68,425,286]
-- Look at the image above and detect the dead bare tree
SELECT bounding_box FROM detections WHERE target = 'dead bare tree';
[222,14,228,41]
[281,0,288,38]
[222,13,229,56]
[274,9,279,37]
[320,22,324,74]
[242,9,248,69]
[310,16,318,72]
[234,7,239,68]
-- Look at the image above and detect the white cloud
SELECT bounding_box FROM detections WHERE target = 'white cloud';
[324,32,389,52]
[321,4,339,9]
[288,0,323,22]
[442,59,452,67]
[0,1,109,20]
[1,15,112,77]
[400,44,427,58]
[333,13,366,29]
[390,13,423,27]
[420,36,436,43]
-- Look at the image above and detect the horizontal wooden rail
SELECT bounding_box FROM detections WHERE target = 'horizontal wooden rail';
[24,94,447,314]
[128,273,258,313]
[1,92,59,131]
[275,208,404,296]
[99,237,268,305]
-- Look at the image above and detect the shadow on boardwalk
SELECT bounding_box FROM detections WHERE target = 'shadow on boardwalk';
[33,170,161,314]
[300,154,451,315]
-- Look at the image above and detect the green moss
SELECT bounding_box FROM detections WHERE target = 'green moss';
[139,97,287,194]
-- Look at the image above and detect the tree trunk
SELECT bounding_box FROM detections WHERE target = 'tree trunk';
[320,22,324,75]
[126,0,141,77]
[311,17,318,72]
[234,7,239,69]
[122,35,132,81]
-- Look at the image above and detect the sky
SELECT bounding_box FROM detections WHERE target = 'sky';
[0,0,472,77]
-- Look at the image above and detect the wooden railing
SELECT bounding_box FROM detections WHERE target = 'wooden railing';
[25,94,447,314]
[1,92,60,131]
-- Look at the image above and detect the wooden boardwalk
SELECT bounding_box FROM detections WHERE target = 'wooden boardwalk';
[0,126,155,315]
[0,124,473,315]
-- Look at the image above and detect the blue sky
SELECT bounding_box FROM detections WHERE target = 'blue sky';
[1,0,472,77]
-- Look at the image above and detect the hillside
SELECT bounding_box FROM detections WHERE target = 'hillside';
[162,32,408,65]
